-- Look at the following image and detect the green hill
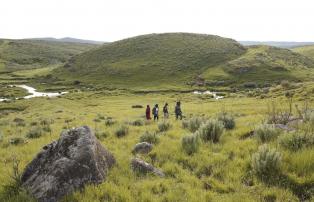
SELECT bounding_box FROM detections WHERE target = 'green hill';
[0,39,98,72]
[293,45,314,60]
[54,33,314,90]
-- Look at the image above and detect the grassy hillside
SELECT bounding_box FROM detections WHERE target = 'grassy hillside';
[0,39,98,72]
[54,33,246,89]
[293,45,314,60]
[54,33,314,90]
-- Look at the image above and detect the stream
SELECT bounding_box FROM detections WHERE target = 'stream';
[0,85,68,102]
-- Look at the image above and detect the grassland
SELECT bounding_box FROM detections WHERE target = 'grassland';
[293,45,314,60]
[54,33,314,90]
[0,39,98,72]
[0,79,313,201]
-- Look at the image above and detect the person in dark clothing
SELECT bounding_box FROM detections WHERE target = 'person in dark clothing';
[163,103,169,119]
[146,105,151,120]
[152,104,159,121]
[175,101,182,120]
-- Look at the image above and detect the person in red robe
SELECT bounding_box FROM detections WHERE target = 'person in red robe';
[146,105,151,120]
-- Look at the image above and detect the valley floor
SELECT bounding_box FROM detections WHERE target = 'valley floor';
[0,87,313,201]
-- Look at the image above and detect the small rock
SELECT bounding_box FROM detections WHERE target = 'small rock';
[131,158,164,177]
[132,142,153,154]
[21,126,115,202]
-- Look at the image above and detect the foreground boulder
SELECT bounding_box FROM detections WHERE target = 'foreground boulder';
[131,158,164,177]
[132,142,153,154]
[21,126,115,202]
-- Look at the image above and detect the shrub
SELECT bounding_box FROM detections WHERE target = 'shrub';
[115,125,129,138]
[197,119,224,143]
[279,132,314,151]
[26,127,43,139]
[182,116,205,132]
[42,125,52,133]
[0,132,3,142]
[9,137,25,145]
[29,121,38,126]
[13,118,25,127]
[217,113,235,130]
[254,124,280,142]
[105,118,116,126]
[158,121,171,132]
[182,134,200,155]
[95,131,109,140]
[251,145,282,180]
[243,82,257,88]
[131,119,144,126]
[140,131,159,144]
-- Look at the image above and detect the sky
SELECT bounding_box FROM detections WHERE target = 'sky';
[1,0,314,42]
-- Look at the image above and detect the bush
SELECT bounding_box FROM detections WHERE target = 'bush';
[243,82,257,88]
[9,137,25,145]
[95,131,109,140]
[115,125,129,138]
[131,119,144,126]
[140,131,159,144]
[254,124,280,142]
[279,132,314,151]
[158,121,171,132]
[0,132,3,142]
[26,127,43,139]
[105,118,116,126]
[217,113,235,130]
[197,119,224,143]
[251,145,282,180]
[182,116,205,132]
[182,134,200,155]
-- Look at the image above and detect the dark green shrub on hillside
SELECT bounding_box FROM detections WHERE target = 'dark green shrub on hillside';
[26,127,43,139]
[218,113,235,130]
[105,118,116,126]
[140,131,159,144]
[158,121,171,132]
[182,134,200,155]
[279,132,314,151]
[115,125,129,138]
[95,131,109,140]
[254,124,280,142]
[197,119,224,143]
[9,137,25,145]
[243,82,257,88]
[182,116,205,132]
[251,145,282,180]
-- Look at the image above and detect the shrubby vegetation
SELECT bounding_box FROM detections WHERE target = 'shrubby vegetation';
[158,121,171,132]
[115,125,129,137]
[139,131,159,144]
[254,124,280,142]
[251,145,282,180]
[217,112,235,129]
[181,134,200,155]
[279,132,314,151]
[196,119,224,143]
[182,116,205,132]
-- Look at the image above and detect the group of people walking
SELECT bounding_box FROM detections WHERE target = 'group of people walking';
[145,101,183,121]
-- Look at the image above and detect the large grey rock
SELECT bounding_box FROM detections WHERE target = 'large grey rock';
[21,126,115,202]
[132,142,153,154]
[131,158,164,177]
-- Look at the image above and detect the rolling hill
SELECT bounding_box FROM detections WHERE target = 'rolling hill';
[29,37,104,44]
[0,39,99,72]
[240,41,314,49]
[54,33,314,90]
[293,45,314,60]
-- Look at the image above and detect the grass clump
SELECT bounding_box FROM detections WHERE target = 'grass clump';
[9,137,25,145]
[217,112,235,130]
[279,132,314,151]
[182,116,205,132]
[139,131,159,144]
[25,127,43,139]
[197,119,224,143]
[130,119,144,126]
[158,121,171,132]
[115,125,129,138]
[182,134,200,155]
[105,118,116,126]
[254,124,280,142]
[251,145,282,180]
[95,131,110,140]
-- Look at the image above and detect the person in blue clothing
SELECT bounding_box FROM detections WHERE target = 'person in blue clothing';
[152,104,159,121]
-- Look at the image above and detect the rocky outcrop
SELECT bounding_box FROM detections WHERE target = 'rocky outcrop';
[131,158,164,177]
[132,142,153,154]
[21,126,115,202]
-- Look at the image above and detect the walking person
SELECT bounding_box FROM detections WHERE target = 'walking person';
[175,101,183,120]
[145,105,151,120]
[152,104,159,121]
[163,103,169,119]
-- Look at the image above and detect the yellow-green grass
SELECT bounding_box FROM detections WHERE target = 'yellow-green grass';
[0,89,312,201]
[293,45,314,60]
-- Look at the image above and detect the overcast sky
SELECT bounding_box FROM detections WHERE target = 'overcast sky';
[1,0,314,42]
